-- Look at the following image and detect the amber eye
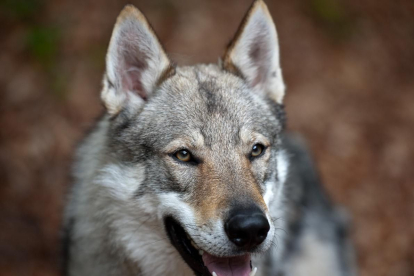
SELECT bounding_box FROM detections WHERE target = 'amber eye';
[175,150,192,162]
[251,144,265,158]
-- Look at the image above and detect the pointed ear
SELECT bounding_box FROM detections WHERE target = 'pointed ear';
[223,0,285,104]
[102,5,173,115]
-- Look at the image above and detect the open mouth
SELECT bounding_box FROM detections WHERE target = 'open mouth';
[164,217,257,276]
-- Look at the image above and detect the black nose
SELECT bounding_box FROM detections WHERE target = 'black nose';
[225,207,270,250]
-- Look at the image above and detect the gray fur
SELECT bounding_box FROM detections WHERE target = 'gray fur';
[63,2,357,276]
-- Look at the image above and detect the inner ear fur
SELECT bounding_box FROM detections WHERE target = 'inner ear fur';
[102,4,173,115]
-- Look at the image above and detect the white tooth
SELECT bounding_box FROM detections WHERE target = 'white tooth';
[249,267,257,276]
[199,250,204,256]
[212,272,217,276]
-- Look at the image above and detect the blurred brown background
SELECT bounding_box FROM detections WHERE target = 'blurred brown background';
[0,0,413,275]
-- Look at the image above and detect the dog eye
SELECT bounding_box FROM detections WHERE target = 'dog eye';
[251,144,265,158]
[174,149,192,162]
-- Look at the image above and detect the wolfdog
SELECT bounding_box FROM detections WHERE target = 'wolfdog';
[63,1,357,275]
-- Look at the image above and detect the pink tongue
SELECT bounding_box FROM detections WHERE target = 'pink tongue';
[202,253,251,276]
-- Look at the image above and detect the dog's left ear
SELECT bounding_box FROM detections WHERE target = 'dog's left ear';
[102,5,172,115]
[223,0,285,104]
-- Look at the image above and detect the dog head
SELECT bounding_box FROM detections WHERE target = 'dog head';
[100,1,288,275]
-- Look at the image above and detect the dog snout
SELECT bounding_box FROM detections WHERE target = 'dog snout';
[224,206,270,250]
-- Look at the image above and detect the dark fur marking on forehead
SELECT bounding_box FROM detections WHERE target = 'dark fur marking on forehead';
[195,69,228,115]
[193,68,243,147]
[200,83,226,115]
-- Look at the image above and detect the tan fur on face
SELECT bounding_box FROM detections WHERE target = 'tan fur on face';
[164,129,270,224]
[192,152,268,223]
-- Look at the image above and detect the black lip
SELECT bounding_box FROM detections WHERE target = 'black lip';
[164,216,212,276]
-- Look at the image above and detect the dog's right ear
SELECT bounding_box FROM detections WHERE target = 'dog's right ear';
[102,5,172,115]
[223,0,285,104]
